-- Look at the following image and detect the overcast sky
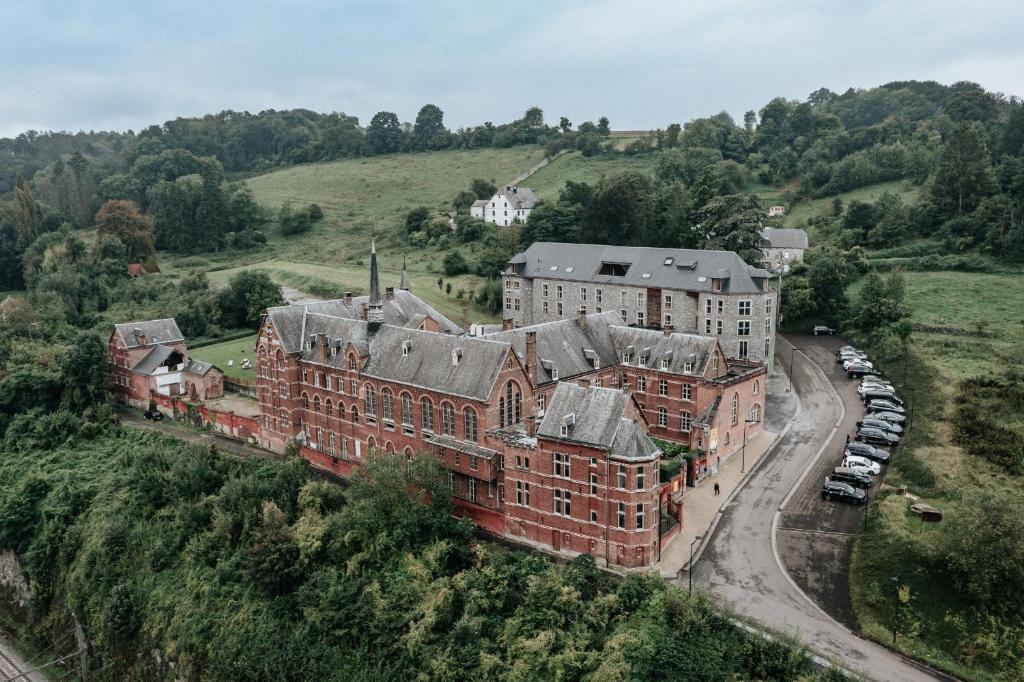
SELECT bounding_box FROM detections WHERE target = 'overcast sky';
[3,0,1023,138]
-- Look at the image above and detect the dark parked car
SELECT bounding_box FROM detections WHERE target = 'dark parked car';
[144,409,163,421]
[858,417,904,435]
[822,480,867,504]
[830,466,873,489]
[857,426,900,446]
[813,325,836,336]
[844,441,891,463]
[866,410,906,424]
[866,399,905,414]
[861,389,903,405]
[848,364,882,378]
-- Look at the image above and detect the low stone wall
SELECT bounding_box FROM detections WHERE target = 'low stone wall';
[225,376,257,398]
[151,393,261,443]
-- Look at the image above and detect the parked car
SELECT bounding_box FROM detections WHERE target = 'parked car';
[861,389,903,405]
[830,466,873,489]
[866,399,905,414]
[843,358,874,370]
[860,378,893,390]
[866,410,906,424]
[859,417,904,435]
[835,345,860,357]
[856,426,900,446]
[844,441,891,463]
[848,365,882,378]
[822,480,867,504]
[837,351,868,364]
[144,409,163,421]
[842,455,881,476]
[813,325,836,335]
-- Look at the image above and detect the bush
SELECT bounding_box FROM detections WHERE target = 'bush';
[307,204,323,221]
[443,251,469,276]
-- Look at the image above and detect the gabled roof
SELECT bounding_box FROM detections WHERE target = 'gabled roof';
[608,326,717,376]
[471,199,489,208]
[760,228,808,250]
[507,243,768,294]
[496,186,538,210]
[114,319,183,349]
[130,344,184,375]
[184,359,216,376]
[537,383,660,461]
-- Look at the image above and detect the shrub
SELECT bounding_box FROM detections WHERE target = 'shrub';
[443,251,469,276]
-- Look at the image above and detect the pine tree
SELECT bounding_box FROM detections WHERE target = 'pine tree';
[195,169,229,249]
[13,178,40,251]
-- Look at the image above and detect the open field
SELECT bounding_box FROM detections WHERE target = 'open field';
[190,334,259,379]
[205,258,497,324]
[244,146,547,265]
[783,180,922,236]
[525,151,662,200]
[847,269,1024,680]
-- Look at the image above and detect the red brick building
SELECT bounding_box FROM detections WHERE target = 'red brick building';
[108,319,224,407]
[251,244,765,568]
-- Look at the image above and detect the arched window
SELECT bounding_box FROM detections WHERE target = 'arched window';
[302,392,309,409]
[657,407,667,427]
[313,395,321,412]
[385,441,395,454]
[276,350,285,370]
[401,393,413,426]
[350,405,359,423]
[364,385,377,417]
[750,403,761,423]
[441,402,456,436]
[421,397,434,432]
[325,399,333,416]
[278,381,288,399]
[731,392,739,426]
[464,408,478,442]
[381,388,394,422]
[752,379,760,396]
[348,354,357,371]
[368,436,377,457]
[501,381,522,427]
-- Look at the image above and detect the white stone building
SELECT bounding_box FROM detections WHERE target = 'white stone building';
[759,228,808,273]
[470,186,539,226]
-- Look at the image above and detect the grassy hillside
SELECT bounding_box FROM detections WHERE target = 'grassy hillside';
[245,146,547,264]
[526,151,662,200]
[848,270,1024,680]
[190,334,259,378]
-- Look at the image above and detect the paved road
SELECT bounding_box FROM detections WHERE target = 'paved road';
[689,335,949,682]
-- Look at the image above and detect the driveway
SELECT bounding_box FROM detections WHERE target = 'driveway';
[688,334,951,682]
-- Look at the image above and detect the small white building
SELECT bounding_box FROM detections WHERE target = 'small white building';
[760,228,808,273]
[767,205,786,217]
[470,186,538,226]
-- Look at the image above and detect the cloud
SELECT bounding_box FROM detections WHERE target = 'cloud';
[1,0,1022,138]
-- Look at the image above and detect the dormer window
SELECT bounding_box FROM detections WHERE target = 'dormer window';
[551,368,559,380]
[451,348,463,366]
[638,356,646,368]
[663,257,674,266]
[402,340,412,357]
[684,362,694,373]
[661,358,669,370]
[593,358,600,370]
[559,424,568,437]
[622,353,632,364]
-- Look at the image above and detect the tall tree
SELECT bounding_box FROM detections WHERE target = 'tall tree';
[367,112,405,154]
[195,169,230,248]
[13,178,40,251]
[931,123,996,218]
[94,200,155,264]
[692,194,764,265]
[412,104,448,150]
[59,331,110,412]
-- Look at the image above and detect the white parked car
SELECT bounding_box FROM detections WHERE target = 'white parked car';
[842,455,881,476]
[844,358,874,370]
[859,381,894,396]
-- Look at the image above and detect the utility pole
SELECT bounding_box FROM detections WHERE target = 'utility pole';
[75,614,89,682]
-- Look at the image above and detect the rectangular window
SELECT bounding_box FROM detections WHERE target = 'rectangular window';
[738,300,751,316]
[765,318,771,334]
[705,318,712,334]
[682,383,692,400]
[617,502,626,529]
[448,472,454,491]
[717,299,724,315]
[636,311,645,326]
[635,503,645,530]
[470,455,478,470]
[505,279,512,291]
[663,313,672,327]
[469,479,477,503]
[681,411,692,432]
[657,409,667,427]
[659,379,668,396]
[590,472,598,495]
[705,299,712,315]
[765,338,771,360]
[514,298,520,311]
[542,283,549,297]
[636,466,645,490]
[595,288,602,303]
[537,394,545,413]
[620,291,627,306]
[557,302,563,316]
[580,287,587,301]
[543,301,549,314]
[664,294,672,309]
[590,510,599,523]
[620,309,628,321]
[738,320,751,336]
[617,464,627,489]
[350,380,357,396]
[553,452,571,479]
[505,297,512,310]
[739,340,749,359]
[636,375,646,392]
[556,285,563,299]
[716,319,723,335]
[766,298,773,315]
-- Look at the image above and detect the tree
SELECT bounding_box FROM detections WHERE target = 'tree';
[279,202,313,236]
[931,123,996,218]
[578,172,655,245]
[94,200,155,264]
[596,117,610,135]
[558,117,572,133]
[194,168,230,247]
[246,501,301,595]
[367,112,405,154]
[412,104,449,150]
[520,203,579,247]
[443,251,469,276]
[217,270,284,329]
[405,206,431,234]
[59,331,109,412]
[13,178,41,251]
[663,123,681,148]
[692,194,765,264]
[470,178,497,200]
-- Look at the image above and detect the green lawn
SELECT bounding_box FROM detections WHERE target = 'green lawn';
[525,151,662,200]
[783,180,922,237]
[205,258,497,324]
[190,334,259,379]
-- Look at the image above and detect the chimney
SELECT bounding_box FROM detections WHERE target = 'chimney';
[385,286,395,301]
[526,415,537,437]
[577,307,588,328]
[502,318,514,331]
[343,291,353,305]
[317,333,328,362]
[451,348,464,366]
[461,304,470,332]
[137,331,147,346]
[525,331,538,386]
[663,324,674,336]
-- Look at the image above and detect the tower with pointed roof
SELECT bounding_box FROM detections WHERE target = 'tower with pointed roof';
[400,257,410,291]
[367,241,384,328]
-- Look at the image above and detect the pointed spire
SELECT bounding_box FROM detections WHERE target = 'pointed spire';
[400,256,410,291]
[367,240,384,327]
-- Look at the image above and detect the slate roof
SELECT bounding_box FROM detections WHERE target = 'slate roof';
[608,326,717,376]
[130,344,184,374]
[114,319,183,348]
[496,186,538,210]
[185,359,216,376]
[537,383,660,462]
[760,228,808,250]
[507,243,768,294]
[471,199,489,209]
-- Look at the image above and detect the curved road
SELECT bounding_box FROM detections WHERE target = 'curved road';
[689,335,946,682]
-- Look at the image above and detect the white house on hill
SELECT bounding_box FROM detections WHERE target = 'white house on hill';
[470,186,538,226]
[760,228,808,273]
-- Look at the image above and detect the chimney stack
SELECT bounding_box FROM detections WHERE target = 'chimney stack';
[343,291,353,305]
[317,334,328,362]
[663,324,674,336]
[525,331,538,387]
[502,318,514,331]
[385,286,395,301]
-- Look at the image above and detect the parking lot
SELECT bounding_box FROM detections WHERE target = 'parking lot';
[776,332,905,628]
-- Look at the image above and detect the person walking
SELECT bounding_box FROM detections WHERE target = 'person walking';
[714,482,721,496]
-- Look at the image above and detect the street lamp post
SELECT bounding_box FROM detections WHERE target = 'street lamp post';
[689,535,703,596]
[890,575,901,645]
[863,490,870,531]
[741,418,758,473]
[787,346,801,393]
